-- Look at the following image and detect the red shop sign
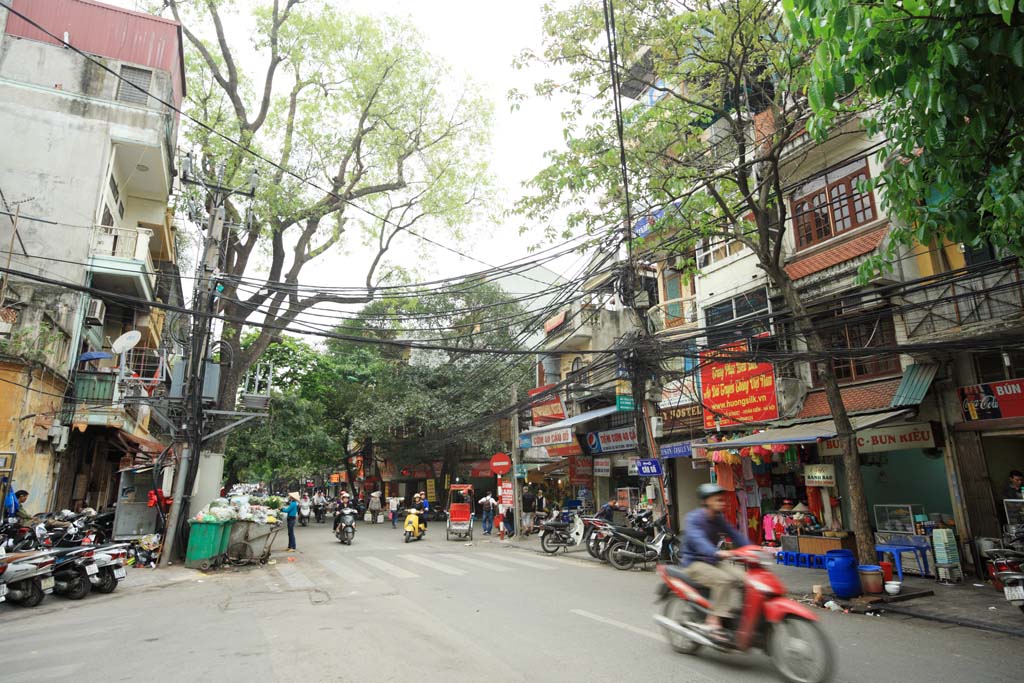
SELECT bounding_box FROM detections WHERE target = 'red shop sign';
[699,341,779,429]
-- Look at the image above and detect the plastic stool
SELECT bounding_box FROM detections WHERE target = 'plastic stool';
[776,552,785,565]
[812,554,826,569]
[784,551,797,566]
[797,553,810,568]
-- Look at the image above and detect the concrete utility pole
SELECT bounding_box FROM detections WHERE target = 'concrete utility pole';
[511,381,524,540]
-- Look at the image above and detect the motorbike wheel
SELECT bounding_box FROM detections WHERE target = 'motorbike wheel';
[587,535,604,559]
[404,531,411,543]
[13,579,44,608]
[540,532,562,554]
[661,599,702,655]
[607,541,636,571]
[64,573,91,600]
[768,616,835,683]
[94,569,119,594]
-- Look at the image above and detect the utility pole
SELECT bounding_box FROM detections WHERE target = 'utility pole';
[511,381,524,540]
[160,157,257,566]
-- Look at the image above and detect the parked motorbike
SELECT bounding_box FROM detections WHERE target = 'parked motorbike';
[539,511,586,553]
[0,550,57,607]
[597,509,657,563]
[334,507,358,545]
[653,547,835,683]
[299,501,312,527]
[90,543,130,594]
[403,509,426,543]
[982,548,1024,590]
[605,516,679,570]
[584,517,615,560]
[51,546,97,600]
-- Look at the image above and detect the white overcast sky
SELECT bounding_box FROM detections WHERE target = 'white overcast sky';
[113,0,580,293]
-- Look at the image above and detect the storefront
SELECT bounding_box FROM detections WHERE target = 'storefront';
[955,376,1024,535]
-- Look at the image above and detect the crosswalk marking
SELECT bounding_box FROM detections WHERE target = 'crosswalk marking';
[397,554,467,576]
[436,554,511,572]
[318,558,372,583]
[275,562,315,589]
[477,552,557,571]
[357,556,419,579]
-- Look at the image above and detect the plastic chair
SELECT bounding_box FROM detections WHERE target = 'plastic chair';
[875,544,929,581]
[797,553,810,568]
[776,552,785,565]
[812,554,826,569]
[784,551,797,566]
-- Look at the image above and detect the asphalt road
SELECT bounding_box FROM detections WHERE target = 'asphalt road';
[1,520,1020,682]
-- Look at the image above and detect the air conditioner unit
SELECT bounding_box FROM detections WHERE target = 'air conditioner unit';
[86,298,106,326]
[48,425,69,452]
[650,416,664,439]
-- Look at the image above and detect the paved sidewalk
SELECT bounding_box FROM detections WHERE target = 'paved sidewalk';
[500,532,1024,637]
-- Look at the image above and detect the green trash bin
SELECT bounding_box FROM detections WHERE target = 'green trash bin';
[218,520,235,555]
[186,520,229,570]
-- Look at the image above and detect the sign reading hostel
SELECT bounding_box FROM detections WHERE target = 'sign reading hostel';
[699,341,779,429]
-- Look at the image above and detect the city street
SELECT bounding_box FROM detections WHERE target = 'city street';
[0,521,1020,683]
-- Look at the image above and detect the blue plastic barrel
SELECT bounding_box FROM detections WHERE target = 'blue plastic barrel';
[825,549,861,598]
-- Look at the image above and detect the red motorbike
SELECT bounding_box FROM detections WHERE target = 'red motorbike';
[654,546,834,683]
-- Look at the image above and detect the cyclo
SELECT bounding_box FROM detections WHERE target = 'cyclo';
[445,484,474,541]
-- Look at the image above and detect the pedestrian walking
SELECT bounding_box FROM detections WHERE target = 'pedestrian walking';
[369,491,382,523]
[478,491,498,535]
[521,486,537,535]
[283,492,300,551]
[388,494,400,528]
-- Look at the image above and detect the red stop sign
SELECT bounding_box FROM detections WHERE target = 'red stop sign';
[490,452,512,475]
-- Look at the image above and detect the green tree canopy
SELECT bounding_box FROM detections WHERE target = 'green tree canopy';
[786,0,1024,259]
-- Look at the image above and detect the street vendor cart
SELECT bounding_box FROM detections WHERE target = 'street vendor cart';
[446,484,474,541]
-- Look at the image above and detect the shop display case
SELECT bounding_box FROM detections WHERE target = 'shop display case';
[874,504,926,534]
[1005,499,1024,528]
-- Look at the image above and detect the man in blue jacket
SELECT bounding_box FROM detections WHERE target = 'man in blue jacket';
[681,483,750,639]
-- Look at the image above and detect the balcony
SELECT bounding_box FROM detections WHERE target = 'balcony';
[649,297,698,334]
[542,303,597,350]
[88,225,157,301]
[72,347,166,431]
[901,260,1024,341]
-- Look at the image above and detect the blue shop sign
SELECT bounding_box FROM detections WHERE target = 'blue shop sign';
[636,459,663,477]
[660,441,693,459]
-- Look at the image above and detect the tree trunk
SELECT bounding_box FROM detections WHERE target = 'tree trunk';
[763,263,874,563]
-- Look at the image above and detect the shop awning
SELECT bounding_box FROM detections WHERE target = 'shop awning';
[520,405,621,437]
[690,410,911,449]
[891,364,937,408]
[116,429,167,455]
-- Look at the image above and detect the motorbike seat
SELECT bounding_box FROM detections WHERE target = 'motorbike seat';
[665,565,712,596]
[543,521,569,529]
[618,527,650,540]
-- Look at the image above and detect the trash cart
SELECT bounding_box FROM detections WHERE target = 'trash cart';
[185,519,233,570]
[226,520,281,565]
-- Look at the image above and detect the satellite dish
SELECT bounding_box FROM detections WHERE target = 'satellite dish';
[111,330,142,355]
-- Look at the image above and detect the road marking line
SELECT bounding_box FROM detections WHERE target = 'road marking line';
[397,554,467,576]
[275,563,315,590]
[436,554,511,572]
[570,608,662,642]
[318,558,372,583]
[477,552,557,570]
[357,556,419,579]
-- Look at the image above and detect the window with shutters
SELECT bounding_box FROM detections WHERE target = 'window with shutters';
[811,311,900,385]
[116,66,152,106]
[791,162,877,251]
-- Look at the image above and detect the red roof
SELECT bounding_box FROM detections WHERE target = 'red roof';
[797,378,902,419]
[5,0,185,107]
[785,226,888,280]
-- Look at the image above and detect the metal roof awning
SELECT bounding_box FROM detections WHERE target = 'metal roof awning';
[891,364,938,408]
[520,405,621,437]
[691,410,911,449]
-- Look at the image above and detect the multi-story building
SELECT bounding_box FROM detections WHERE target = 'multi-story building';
[0,0,184,511]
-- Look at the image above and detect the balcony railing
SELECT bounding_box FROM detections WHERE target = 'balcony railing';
[74,372,116,403]
[902,261,1024,340]
[649,297,698,333]
[90,225,157,288]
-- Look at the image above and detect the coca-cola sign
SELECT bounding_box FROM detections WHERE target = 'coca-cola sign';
[958,378,1024,421]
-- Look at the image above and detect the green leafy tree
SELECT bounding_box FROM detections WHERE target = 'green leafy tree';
[515,0,884,562]
[164,0,492,445]
[786,0,1024,258]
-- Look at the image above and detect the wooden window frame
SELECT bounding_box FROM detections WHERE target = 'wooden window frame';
[812,311,900,386]
[791,165,877,251]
